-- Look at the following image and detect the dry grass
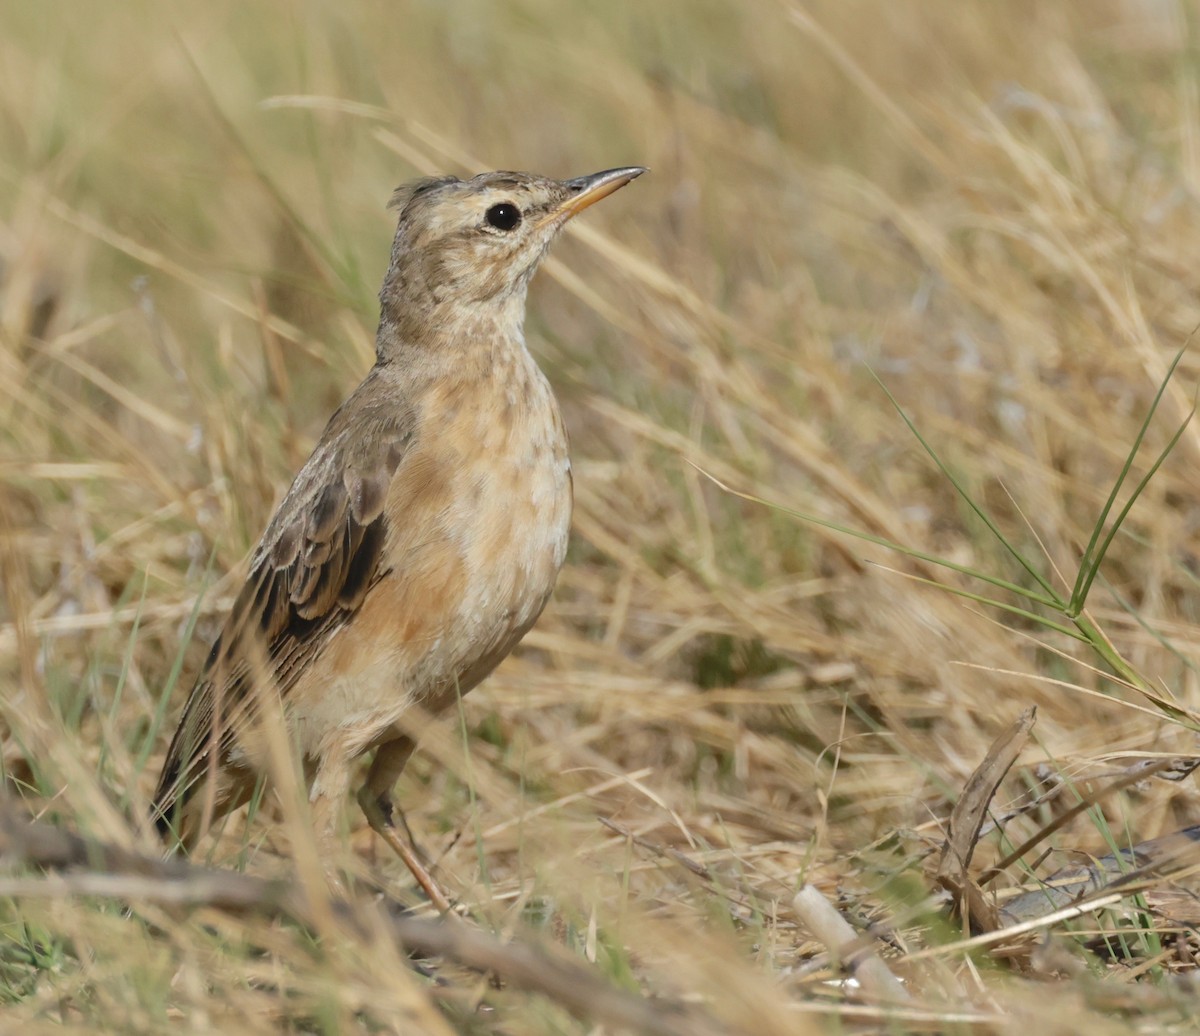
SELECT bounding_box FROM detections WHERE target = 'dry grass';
[3,0,1200,1031]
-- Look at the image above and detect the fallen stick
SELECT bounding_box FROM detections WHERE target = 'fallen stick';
[792,884,909,1003]
[0,798,731,1036]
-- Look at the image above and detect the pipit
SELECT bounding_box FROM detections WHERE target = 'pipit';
[152,166,645,900]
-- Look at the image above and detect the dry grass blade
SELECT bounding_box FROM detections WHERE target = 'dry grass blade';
[935,707,1037,932]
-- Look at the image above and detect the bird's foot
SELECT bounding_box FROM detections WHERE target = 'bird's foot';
[356,786,452,914]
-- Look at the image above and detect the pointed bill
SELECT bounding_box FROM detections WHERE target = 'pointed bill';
[541,166,648,226]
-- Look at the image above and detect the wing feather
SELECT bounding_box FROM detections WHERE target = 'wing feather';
[153,370,415,832]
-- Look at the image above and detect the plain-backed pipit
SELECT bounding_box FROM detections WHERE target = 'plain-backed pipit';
[152,166,645,898]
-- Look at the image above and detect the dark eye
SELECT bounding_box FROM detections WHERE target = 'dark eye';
[485,202,522,231]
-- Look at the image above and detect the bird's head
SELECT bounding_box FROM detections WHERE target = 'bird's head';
[377,166,645,352]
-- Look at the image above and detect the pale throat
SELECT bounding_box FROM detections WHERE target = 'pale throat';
[378,284,532,368]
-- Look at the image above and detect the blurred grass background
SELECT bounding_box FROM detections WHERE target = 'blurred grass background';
[3,0,1200,1031]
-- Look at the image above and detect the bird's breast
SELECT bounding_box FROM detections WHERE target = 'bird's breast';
[452,357,572,641]
[383,350,571,695]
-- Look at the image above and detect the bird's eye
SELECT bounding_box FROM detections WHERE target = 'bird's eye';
[485,202,522,231]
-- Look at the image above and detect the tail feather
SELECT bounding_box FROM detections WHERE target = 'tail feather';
[152,745,257,850]
[151,759,184,841]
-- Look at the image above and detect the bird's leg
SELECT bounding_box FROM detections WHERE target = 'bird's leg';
[357,736,453,913]
[360,733,416,831]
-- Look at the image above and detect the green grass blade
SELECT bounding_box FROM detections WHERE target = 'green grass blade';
[1070,400,1194,616]
[693,465,1064,610]
[133,551,219,779]
[1069,343,1190,612]
[877,567,1087,641]
[104,571,149,790]
[869,370,1060,601]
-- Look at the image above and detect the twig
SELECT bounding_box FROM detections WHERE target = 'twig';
[0,798,732,1036]
[980,755,1185,886]
[999,825,1200,926]
[791,884,909,1003]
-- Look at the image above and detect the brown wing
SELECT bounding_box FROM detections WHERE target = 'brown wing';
[152,369,415,832]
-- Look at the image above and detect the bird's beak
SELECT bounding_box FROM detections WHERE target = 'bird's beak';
[542,166,647,226]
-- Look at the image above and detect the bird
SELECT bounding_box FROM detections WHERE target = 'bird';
[152,166,646,898]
